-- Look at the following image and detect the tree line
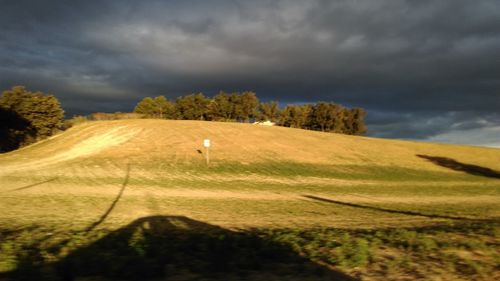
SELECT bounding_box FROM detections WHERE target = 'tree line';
[134,91,367,135]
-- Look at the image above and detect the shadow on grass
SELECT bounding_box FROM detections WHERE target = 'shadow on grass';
[85,164,130,232]
[5,178,58,192]
[303,195,471,220]
[1,216,356,281]
[417,154,500,179]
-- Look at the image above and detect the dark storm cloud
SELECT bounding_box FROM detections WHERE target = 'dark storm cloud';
[1,0,499,145]
[368,111,500,140]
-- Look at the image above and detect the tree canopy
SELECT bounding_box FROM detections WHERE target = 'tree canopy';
[175,93,210,120]
[134,96,175,119]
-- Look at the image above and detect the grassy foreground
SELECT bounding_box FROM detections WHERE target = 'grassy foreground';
[0,120,499,280]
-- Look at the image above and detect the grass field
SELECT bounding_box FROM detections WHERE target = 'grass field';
[0,119,499,280]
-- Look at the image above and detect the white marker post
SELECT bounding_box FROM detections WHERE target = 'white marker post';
[203,139,211,166]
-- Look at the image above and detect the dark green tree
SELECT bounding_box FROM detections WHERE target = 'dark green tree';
[347,108,367,135]
[258,101,281,122]
[280,104,311,128]
[331,108,347,134]
[134,97,155,116]
[308,102,332,132]
[153,96,175,119]
[228,93,242,121]
[206,91,233,121]
[134,96,175,119]
[0,86,64,151]
[326,103,345,133]
[0,107,34,152]
[239,91,259,122]
[175,93,209,120]
[307,102,349,133]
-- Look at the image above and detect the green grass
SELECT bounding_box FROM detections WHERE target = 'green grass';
[264,221,500,279]
[1,220,498,280]
[141,160,486,181]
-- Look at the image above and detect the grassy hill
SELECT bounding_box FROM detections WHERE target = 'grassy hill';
[1,119,499,280]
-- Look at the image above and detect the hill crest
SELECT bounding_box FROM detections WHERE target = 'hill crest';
[1,119,498,175]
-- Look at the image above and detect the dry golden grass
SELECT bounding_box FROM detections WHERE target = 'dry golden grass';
[2,119,499,167]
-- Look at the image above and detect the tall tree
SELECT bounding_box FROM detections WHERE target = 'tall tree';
[307,102,348,132]
[280,104,311,128]
[239,91,259,122]
[175,93,209,120]
[134,96,175,119]
[308,102,332,132]
[348,108,367,135]
[153,96,175,119]
[228,93,243,121]
[327,103,345,133]
[207,91,233,121]
[134,97,155,117]
[258,101,281,122]
[331,108,347,134]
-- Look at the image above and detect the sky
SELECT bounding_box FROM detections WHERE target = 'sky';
[1,0,499,147]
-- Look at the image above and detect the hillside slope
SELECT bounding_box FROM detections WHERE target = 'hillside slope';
[1,119,499,173]
[0,119,499,229]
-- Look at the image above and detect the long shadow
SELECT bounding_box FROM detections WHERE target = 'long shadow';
[417,154,500,179]
[2,216,357,281]
[85,164,130,232]
[5,178,58,192]
[303,195,471,220]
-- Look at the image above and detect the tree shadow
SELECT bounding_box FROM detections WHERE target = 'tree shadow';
[85,164,130,232]
[4,178,58,192]
[417,154,500,179]
[303,195,471,220]
[2,216,357,281]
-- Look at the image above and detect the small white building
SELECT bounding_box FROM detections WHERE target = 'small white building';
[253,120,276,126]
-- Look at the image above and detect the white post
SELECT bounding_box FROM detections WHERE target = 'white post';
[206,146,210,165]
[203,139,211,166]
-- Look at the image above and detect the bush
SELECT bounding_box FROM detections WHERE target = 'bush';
[62,115,89,129]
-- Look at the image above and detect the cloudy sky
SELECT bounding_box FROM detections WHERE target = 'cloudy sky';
[1,0,499,147]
